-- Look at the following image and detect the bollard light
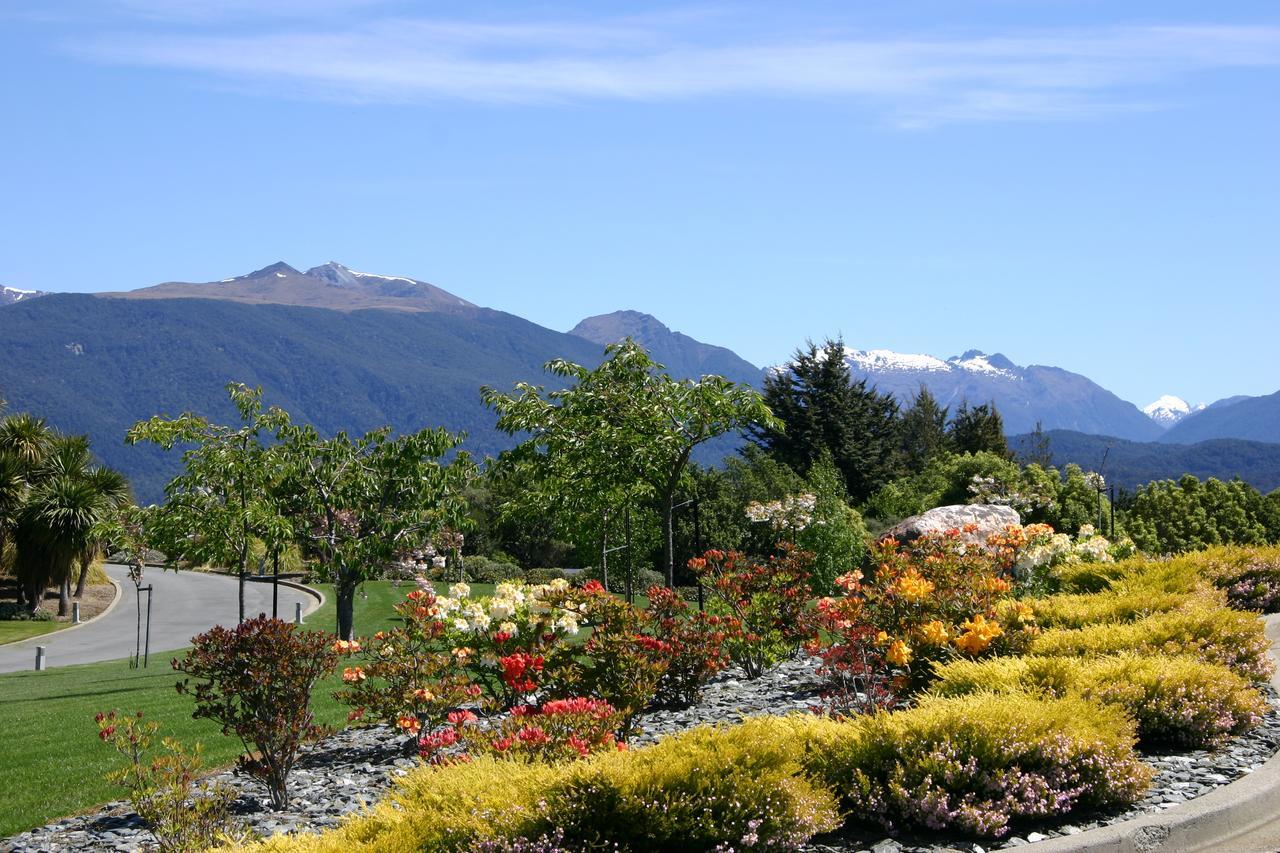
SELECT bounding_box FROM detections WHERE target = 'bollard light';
[72,602,81,624]
[35,646,46,671]
[295,601,303,625]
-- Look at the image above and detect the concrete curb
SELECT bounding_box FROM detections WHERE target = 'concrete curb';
[1030,613,1280,852]
[0,574,124,649]
[244,576,326,620]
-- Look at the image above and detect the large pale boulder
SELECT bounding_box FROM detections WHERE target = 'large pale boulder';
[883,504,1020,547]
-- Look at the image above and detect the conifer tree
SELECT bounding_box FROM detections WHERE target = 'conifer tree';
[751,338,901,503]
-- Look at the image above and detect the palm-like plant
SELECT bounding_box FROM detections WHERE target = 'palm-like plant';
[9,431,130,614]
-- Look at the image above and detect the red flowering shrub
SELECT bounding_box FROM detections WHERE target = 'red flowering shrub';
[419,697,625,764]
[689,544,817,679]
[810,526,1037,716]
[334,587,476,739]
[644,585,737,708]
[174,616,337,809]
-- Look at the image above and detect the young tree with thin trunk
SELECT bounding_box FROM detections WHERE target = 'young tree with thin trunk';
[484,339,777,587]
[127,384,290,624]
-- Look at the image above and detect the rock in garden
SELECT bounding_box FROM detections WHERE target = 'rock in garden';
[883,505,1020,546]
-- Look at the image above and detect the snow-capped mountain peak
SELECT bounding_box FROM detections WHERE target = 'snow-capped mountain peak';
[1143,395,1207,428]
[843,348,950,373]
[0,285,46,306]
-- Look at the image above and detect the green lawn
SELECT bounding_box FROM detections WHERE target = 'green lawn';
[0,620,61,645]
[0,580,440,838]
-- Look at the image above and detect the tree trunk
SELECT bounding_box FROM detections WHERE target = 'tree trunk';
[74,553,91,599]
[663,496,675,588]
[337,575,356,640]
[58,576,71,617]
[600,509,609,591]
[25,579,43,614]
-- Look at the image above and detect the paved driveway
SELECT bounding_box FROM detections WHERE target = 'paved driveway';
[0,564,320,673]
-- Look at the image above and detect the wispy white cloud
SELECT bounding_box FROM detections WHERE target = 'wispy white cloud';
[65,15,1280,125]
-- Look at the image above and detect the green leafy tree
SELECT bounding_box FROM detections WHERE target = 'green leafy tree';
[278,423,475,639]
[752,338,901,503]
[797,455,869,593]
[484,340,776,587]
[127,384,291,624]
[948,401,1010,459]
[1122,475,1267,554]
[12,434,129,615]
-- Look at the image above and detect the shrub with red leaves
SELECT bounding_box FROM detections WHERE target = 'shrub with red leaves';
[645,586,737,708]
[688,543,817,679]
[419,696,624,764]
[173,616,338,810]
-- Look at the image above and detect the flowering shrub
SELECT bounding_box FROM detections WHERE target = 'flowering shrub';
[810,528,1035,712]
[174,616,337,810]
[802,693,1151,838]
[95,710,237,852]
[1200,545,1280,612]
[931,653,1265,748]
[644,585,736,708]
[433,580,585,710]
[549,582,668,736]
[334,587,476,739]
[419,698,625,764]
[689,544,817,679]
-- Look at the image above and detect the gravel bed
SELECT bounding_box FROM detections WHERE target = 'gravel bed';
[6,661,1279,853]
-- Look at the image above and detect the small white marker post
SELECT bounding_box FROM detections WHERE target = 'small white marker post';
[35,646,46,671]
[294,601,303,625]
[72,602,81,624]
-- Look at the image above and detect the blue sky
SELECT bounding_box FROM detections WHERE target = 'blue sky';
[1,1,1277,409]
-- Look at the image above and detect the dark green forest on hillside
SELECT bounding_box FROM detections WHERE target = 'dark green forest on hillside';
[0,294,608,501]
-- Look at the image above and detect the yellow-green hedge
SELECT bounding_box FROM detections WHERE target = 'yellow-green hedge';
[1031,599,1274,681]
[800,693,1150,839]
[930,653,1264,747]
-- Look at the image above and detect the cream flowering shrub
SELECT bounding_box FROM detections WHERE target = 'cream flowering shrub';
[432,579,586,710]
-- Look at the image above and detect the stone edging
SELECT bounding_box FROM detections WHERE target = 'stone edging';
[0,574,124,649]
[1029,613,1280,852]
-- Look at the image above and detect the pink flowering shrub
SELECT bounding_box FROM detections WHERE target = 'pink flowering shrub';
[419,697,625,764]
[803,693,1151,838]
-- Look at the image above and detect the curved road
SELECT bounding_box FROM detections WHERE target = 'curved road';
[0,565,319,673]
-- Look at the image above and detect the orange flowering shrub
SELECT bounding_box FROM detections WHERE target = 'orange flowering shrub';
[811,526,1038,714]
[334,587,477,738]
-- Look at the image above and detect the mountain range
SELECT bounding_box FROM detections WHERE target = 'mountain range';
[1,260,1277,500]
[0,285,44,306]
[835,348,1165,441]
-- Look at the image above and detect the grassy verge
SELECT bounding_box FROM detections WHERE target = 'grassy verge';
[0,620,62,645]
[0,580,423,838]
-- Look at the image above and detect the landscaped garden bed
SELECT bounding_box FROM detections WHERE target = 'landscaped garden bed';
[8,540,1280,852]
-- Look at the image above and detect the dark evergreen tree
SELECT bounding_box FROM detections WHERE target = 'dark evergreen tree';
[750,338,902,503]
[948,401,1011,459]
[900,386,950,474]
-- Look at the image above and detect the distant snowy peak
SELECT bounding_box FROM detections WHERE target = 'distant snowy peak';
[0,285,46,306]
[842,348,1018,379]
[1143,395,1207,427]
